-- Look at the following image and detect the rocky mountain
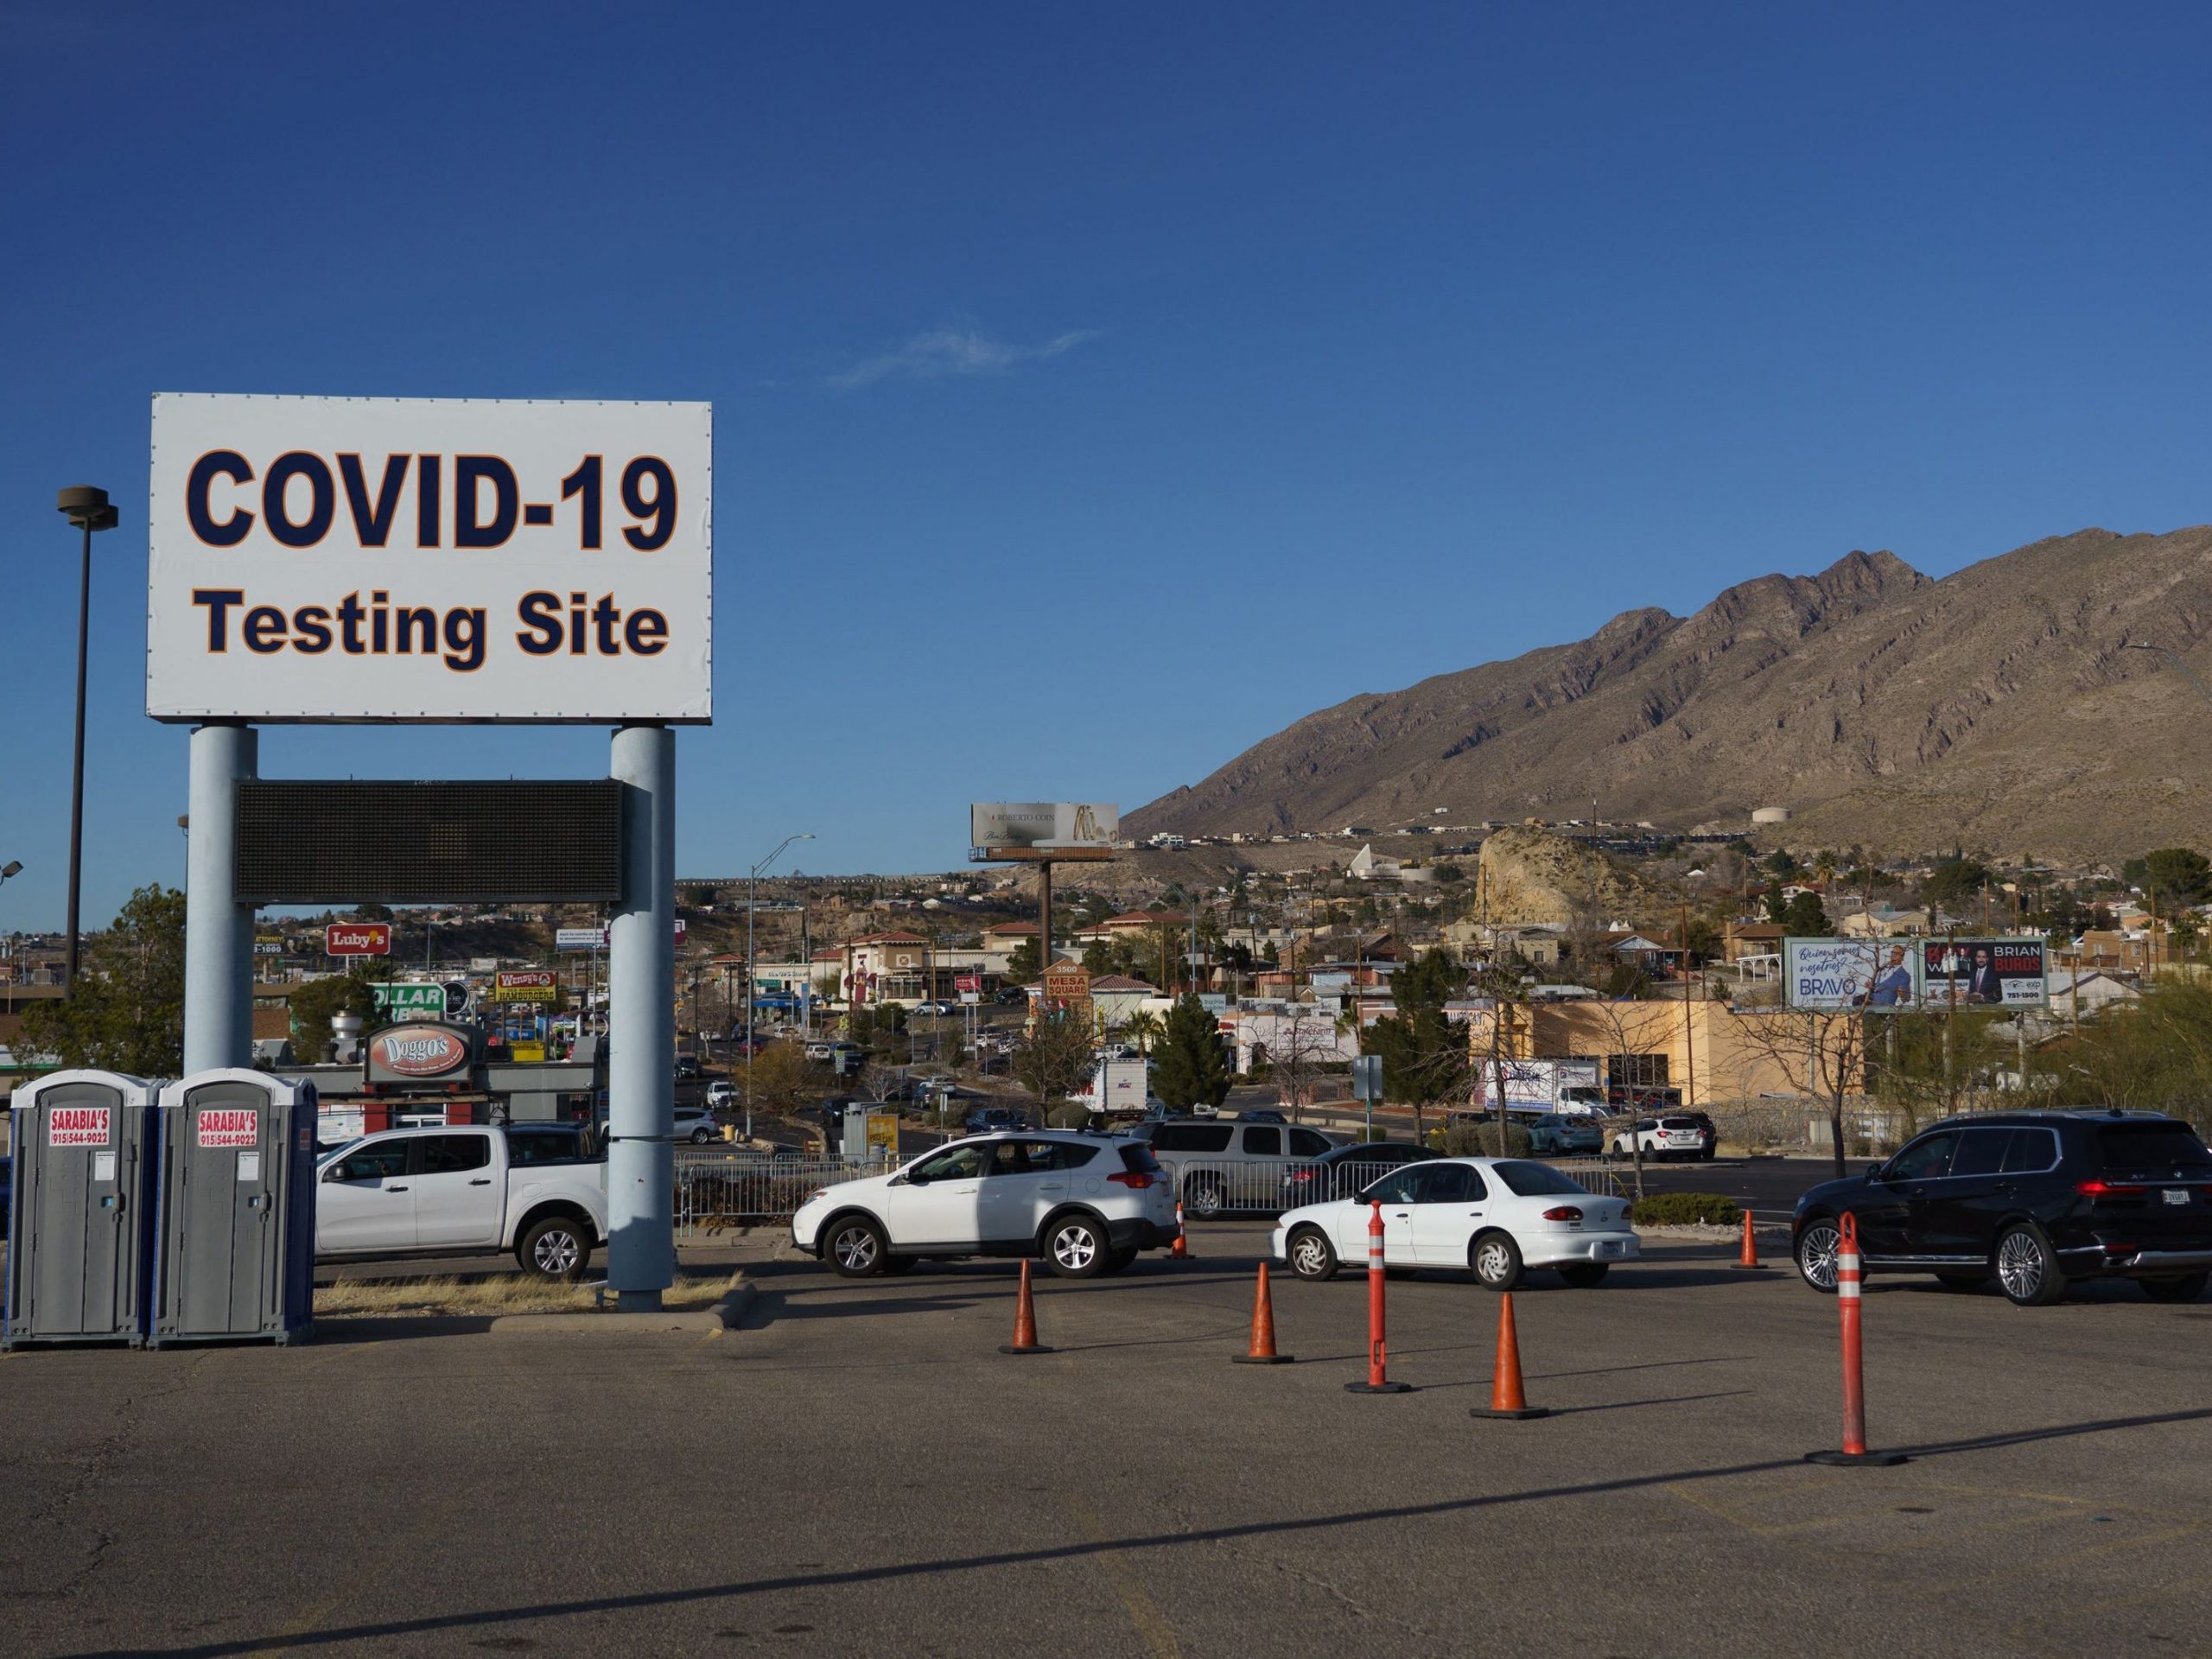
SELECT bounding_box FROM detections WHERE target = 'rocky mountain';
[1129,527,2212,862]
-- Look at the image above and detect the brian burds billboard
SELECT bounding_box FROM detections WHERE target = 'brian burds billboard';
[146,394,712,723]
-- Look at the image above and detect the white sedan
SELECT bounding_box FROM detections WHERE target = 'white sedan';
[1272,1157,1637,1290]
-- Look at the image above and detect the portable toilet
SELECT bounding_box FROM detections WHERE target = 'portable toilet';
[3,1071,161,1350]
[150,1070,319,1347]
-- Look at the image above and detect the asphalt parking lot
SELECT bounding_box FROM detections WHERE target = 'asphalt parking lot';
[6,1224,2209,1657]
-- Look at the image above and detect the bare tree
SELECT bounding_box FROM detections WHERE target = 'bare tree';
[1732,1009,1869,1180]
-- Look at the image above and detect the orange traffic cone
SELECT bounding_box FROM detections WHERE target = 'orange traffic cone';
[1469,1292,1549,1420]
[1231,1262,1294,1364]
[999,1260,1053,1356]
[1171,1200,1189,1259]
[1733,1211,1769,1271]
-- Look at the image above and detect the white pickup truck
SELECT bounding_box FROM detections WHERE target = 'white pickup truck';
[315,1123,610,1279]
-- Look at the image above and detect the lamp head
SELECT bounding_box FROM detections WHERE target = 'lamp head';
[0,861,21,880]
[58,486,118,530]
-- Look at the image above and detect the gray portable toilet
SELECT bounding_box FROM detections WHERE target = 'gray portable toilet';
[151,1070,319,1347]
[3,1071,161,1350]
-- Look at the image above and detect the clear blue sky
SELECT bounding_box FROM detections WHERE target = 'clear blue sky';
[6,3,2211,930]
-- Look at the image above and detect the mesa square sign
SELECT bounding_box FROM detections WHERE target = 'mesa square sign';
[146,394,712,723]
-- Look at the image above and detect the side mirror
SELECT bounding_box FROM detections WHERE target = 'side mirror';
[1865,1162,1885,1182]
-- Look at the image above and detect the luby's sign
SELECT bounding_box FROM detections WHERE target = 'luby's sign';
[49,1106,112,1147]
[367,1023,473,1080]
[327,922,392,957]
[197,1108,258,1148]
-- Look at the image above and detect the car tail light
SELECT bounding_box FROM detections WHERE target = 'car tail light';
[1542,1205,1585,1222]
[1107,1172,1155,1189]
[1287,1168,1316,1183]
[2076,1180,2146,1197]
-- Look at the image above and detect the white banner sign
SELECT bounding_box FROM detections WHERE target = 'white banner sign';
[147,394,712,722]
[969,802,1119,851]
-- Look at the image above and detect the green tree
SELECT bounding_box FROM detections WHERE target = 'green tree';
[1004,938,1042,985]
[1119,1008,1163,1056]
[20,885,188,1076]
[352,901,394,921]
[1152,993,1230,1111]
[289,971,381,1059]
[1921,858,1990,909]
[1364,947,1469,1142]
[2143,848,2212,912]
[1780,891,1832,936]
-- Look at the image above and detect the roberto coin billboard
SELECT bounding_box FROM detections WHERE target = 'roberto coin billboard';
[147,394,711,722]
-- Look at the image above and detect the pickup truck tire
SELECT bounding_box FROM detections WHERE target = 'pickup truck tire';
[518,1214,592,1280]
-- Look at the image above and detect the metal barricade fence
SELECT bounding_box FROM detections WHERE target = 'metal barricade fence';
[676,1155,898,1237]
[1166,1154,1631,1218]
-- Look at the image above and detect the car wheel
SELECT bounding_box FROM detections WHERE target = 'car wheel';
[1795,1217,1842,1293]
[1185,1179,1224,1220]
[1934,1272,1985,1292]
[2141,1272,2209,1304]
[826,1216,887,1278]
[1045,1214,1109,1278]
[1559,1264,1609,1288]
[1287,1226,1338,1281]
[518,1215,591,1281]
[690,1128,714,1144]
[1993,1223,2066,1306]
[1471,1231,1523,1292]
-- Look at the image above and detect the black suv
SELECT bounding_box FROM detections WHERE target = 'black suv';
[1792,1110,2212,1306]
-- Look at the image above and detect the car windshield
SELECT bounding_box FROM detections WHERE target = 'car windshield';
[1490,1160,1589,1197]
[2096,1123,2212,1171]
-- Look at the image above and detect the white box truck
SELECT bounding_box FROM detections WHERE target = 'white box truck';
[1086,1056,1161,1120]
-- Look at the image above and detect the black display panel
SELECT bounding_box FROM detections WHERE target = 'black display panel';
[234,780,625,904]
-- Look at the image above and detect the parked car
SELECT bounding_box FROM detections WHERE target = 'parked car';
[1610,1114,1714,1161]
[1274,1157,1637,1288]
[1124,1118,1339,1217]
[1236,1108,1287,1123]
[791,1132,1180,1276]
[315,1125,607,1278]
[674,1104,721,1144]
[912,999,961,1016]
[706,1080,735,1109]
[1529,1114,1605,1156]
[963,1104,1029,1135]
[1281,1140,1440,1204]
[674,1055,704,1081]
[1793,1109,2212,1306]
[995,987,1030,1006]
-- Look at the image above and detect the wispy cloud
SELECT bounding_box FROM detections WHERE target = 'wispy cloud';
[827,326,1098,391]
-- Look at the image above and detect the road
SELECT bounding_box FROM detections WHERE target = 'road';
[7,1224,2209,1656]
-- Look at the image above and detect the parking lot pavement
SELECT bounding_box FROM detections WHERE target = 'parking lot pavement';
[7,1226,2211,1657]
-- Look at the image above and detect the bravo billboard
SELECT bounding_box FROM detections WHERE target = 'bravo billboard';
[147,394,712,723]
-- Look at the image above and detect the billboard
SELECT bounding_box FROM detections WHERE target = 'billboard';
[1783,936,2049,1010]
[325,922,391,957]
[1783,938,1922,1010]
[969,802,1118,854]
[1923,938,2048,1007]
[493,969,559,1005]
[147,394,711,723]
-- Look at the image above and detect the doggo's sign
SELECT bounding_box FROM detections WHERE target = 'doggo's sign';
[147,394,711,722]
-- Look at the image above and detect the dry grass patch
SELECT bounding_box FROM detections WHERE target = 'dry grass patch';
[315,1271,743,1319]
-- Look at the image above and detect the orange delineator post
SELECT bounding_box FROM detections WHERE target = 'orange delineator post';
[999,1259,1054,1356]
[1469,1290,1549,1420]
[1344,1200,1412,1394]
[1172,1199,1188,1259]
[1733,1210,1769,1270]
[1805,1211,1906,1465]
[1231,1262,1294,1364]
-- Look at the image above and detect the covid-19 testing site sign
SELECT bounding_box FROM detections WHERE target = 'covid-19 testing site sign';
[146,394,712,722]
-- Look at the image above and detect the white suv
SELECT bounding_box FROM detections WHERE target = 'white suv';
[792,1132,1179,1278]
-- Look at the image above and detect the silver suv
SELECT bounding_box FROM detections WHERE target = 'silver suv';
[1129,1119,1340,1217]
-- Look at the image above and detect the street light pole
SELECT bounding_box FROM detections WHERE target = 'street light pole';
[745,832,813,1112]
[56,487,118,994]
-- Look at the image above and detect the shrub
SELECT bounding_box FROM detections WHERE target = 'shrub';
[1629,1192,1742,1227]
[1044,1098,1090,1129]
[1437,1122,1532,1158]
